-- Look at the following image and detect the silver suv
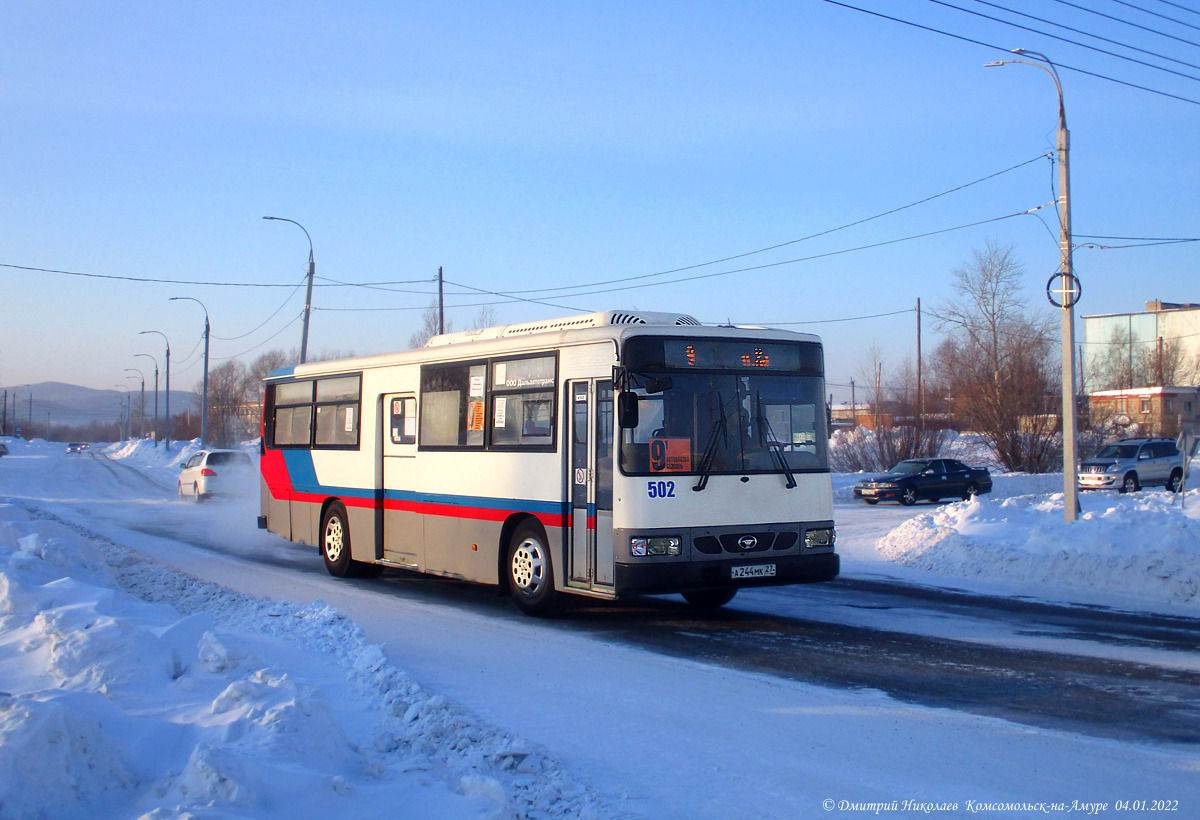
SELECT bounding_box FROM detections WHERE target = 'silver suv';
[1079,438,1184,494]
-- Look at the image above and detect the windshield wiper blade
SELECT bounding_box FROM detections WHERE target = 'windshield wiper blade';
[757,394,796,489]
[693,391,728,492]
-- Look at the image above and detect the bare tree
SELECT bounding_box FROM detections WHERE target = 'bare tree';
[933,240,1060,473]
[831,344,948,472]
[472,304,499,330]
[201,360,251,447]
[1087,328,1199,390]
[409,301,451,349]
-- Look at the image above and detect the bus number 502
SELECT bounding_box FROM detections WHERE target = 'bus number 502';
[648,480,676,498]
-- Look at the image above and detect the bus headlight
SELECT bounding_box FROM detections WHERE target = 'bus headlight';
[630,536,682,557]
[804,528,835,549]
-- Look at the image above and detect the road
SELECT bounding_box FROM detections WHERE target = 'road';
[27,449,1200,747]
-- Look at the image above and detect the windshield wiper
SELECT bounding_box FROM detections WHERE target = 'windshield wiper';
[692,391,728,492]
[756,394,797,489]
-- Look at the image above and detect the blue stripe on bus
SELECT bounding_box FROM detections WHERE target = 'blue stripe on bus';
[278,449,565,516]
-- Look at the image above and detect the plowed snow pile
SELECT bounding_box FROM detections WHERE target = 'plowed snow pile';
[0,502,607,820]
[876,490,1200,608]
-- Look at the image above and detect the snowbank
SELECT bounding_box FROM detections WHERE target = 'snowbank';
[876,489,1200,609]
[0,501,608,820]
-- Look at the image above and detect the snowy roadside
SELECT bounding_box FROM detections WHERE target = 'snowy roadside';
[874,490,1200,609]
[0,497,612,820]
[4,435,1200,819]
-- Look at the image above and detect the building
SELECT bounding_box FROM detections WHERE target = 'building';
[1088,386,1200,438]
[1082,301,1200,391]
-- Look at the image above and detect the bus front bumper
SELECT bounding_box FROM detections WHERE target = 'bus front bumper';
[614,552,839,596]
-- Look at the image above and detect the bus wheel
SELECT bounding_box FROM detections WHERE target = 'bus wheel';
[507,522,561,617]
[682,588,738,609]
[321,501,364,578]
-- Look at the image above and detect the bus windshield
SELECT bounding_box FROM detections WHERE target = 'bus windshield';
[618,338,828,478]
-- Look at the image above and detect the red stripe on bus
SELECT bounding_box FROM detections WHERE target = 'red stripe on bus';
[282,489,567,528]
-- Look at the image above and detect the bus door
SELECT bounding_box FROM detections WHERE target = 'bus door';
[567,380,615,590]
[380,393,421,569]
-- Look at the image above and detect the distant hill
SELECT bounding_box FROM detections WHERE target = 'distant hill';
[2,381,196,429]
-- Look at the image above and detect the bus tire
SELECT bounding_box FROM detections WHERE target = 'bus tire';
[682,588,737,609]
[507,521,561,617]
[321,501,366,578]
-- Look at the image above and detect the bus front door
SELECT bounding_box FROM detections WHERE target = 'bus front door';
[568,380,615,591]
[380,392,422,569]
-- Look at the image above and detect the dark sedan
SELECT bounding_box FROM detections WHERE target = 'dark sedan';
[854,458,993,506]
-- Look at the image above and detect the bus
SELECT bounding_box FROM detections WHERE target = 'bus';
[258,310,838,615]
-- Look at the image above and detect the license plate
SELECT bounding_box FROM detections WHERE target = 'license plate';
[732,564,776,579]
[861,488,877,496]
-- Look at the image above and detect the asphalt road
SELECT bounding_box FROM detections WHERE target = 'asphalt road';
[55,453,1200,746]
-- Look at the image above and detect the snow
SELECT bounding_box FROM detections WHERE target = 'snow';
[1,436,1198,819]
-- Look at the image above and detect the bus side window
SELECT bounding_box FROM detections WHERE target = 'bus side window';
[390,396,416,445]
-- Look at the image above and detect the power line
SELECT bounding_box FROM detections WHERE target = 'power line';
[499,207,1051,299]
[212,312,306,361]
[1075,233,1200,240]
[211,276,307,341]
[820,0,1200,105]
[1047,0,1200,49]
[482,155,1050,298]
[0,262,436,291]
[1110,0,1200,33]
[968,0,1200,72]
[925,0,1200,83]
[750,308,917,326]
[1152,0,1200,20]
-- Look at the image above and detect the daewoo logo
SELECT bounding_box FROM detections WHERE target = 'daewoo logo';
[737,536,757,550]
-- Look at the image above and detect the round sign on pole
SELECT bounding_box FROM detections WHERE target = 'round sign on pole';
[1046,271,1082,308]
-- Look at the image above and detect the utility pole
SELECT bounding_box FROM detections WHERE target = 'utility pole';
[850,379,856,428]
[916,298,923,431]
[987,49,1081,522]
[437,266,445,335]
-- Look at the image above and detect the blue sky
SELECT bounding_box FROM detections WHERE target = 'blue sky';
[2,0,1197,404]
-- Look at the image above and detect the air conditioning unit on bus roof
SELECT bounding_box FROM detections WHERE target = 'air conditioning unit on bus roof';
[425,310,703,346]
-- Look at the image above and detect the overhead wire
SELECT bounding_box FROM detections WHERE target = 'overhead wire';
[1152,0,1200,20]
[473,154,1050,298]
[212,312,306,361]
[1047,0,1200,48]
[751,308,917,326]
[491,207,1053,299]
[819,0,1200,105]
[924,0,1200,83]
[211,276,308,341]
[1109,0,1200,33]
[968,0,1200,72]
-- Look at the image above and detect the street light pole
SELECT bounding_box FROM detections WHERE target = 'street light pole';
[135,353,159,446]
[170,297,210,449]
[263,216,315,364]
[987,49,1081,522]
[140,330,171,451]
[113,385,130,441]
[124,369,146,439]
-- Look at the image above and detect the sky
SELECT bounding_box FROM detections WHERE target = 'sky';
[2,0,1198,404]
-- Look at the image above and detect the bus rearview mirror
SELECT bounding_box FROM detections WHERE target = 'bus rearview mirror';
[617,391,639,429]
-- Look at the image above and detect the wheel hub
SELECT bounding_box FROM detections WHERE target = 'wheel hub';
[511,539,545,592]
[324,518,344,562]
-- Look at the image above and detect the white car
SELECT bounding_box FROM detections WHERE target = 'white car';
[178,449,254,501]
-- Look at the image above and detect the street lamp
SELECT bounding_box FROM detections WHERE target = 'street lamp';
[140,330,171,451]
[113,384,130,441]
[124,368,146,439]
[171,296,210,449]
[986,49,1081,522]
[263,216,315,364]
[135,353,160,446]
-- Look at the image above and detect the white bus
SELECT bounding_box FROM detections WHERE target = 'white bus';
[258,310,838,615]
